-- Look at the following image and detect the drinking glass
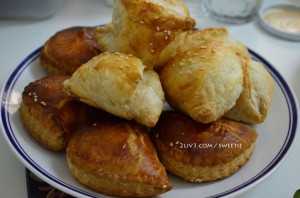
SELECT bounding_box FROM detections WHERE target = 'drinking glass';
[201,0,264,24]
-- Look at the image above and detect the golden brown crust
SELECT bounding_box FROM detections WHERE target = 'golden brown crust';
[66,117,171,197]
[19,76,95,151]
[159,143,255,182]
[183,28,251,60]
[151,110,258,181]
[93,0,196,69]
[159,28,251,73]
[40,26,101,75]
[159,41,243,123]
[63,52,165,127]
[225,59,275,123]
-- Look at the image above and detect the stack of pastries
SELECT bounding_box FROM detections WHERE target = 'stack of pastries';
[19,0,274,197]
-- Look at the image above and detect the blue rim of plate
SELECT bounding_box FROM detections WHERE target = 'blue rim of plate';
[0,47,298,198]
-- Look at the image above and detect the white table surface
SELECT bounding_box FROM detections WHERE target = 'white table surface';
[0,0,299,197]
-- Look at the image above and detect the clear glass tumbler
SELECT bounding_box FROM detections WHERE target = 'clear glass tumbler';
[201,0,264,24]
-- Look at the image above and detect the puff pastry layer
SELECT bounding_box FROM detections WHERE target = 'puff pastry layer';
[67,117,171,197]
[225,59,275,123]
[19,76,95,151]
[160,41,243,123]
[93,0,196,69]
[63,52,164,127]
[151,110,258,182]
[40,26,101,75]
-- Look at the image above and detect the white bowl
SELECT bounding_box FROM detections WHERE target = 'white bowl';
[258,3,300,41]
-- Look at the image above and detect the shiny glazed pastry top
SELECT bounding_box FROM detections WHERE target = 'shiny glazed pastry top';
[93,0,196,70]
[151,110,258,182]
[66,116,172,197]
[40,26,101,75]
[19,76,95,151]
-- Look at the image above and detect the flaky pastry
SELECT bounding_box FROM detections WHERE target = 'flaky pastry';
[160,41,243,123]
[67,117,171,197]
[19,76,95,151]
[63,51,164,127]
[40,26,101,75]
[161,27,251,67]
[225,59,275,123]
[151,110,258,182]
[93,0,196,70]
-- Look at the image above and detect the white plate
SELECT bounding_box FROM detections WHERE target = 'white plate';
[0,47,299,198]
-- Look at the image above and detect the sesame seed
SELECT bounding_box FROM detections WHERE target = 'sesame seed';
[122,144,126,149]
[164,35,169,40]
[155,134,159,138]
[93,123,97,126]
[40,101,46,106]
[162,185,168,189]
[150,49,155,54]
[28,92,32,96]
[124,105,130,110]
[170,142,173,146]
[149,42,154,46]
[200,45,207,49]
[167,30,171,35]
[34,98,37,102]
[140,20,144,24]
[176,141,179,144]
[156,26,160,31]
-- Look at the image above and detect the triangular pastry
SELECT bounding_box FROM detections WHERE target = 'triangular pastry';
[93,0,196,69]
[151,110,258,182]
[160,41,243,123]
[63,52,164,127]
[66,116,172,197]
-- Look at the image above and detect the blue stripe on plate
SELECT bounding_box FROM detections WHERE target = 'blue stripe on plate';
[0,48,103,198]
[208,49,298,198]
[0,47,298,198]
